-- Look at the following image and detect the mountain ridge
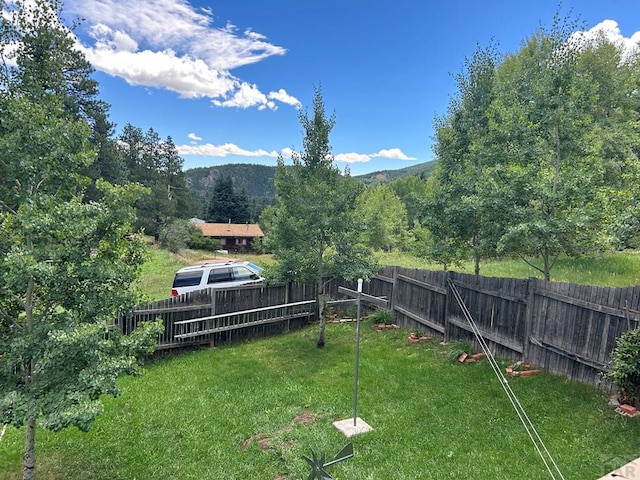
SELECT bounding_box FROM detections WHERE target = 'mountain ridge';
[184,160,435,200]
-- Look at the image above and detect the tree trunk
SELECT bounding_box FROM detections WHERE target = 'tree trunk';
[473,244,480,276]
[23,269,37,480]
[316,286,327,348]
[543,250,551,282]
[316,247,326,348]
[23,418,36,480]
[316,292,326,349]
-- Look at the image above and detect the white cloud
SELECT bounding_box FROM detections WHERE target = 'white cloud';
[371,148,416,160]
[268,89,302,108]
[335,152,371,163]
[188,133,202,141]
[177,143,417,163]
[279,148,295,159]
[570,20,640,62]
[212,82,276,109]
[64,0,299,110]
[177,142,278,158]
[283,147,416,164]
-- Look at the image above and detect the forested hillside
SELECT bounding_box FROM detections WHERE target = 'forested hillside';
[184,160,436,200]
[185,163,277,199]
[355,160,436,186]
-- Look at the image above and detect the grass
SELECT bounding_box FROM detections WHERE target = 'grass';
[1,322,639,479]
[138,246,640,302]
[375,250,640,287]
[3,245,630,477]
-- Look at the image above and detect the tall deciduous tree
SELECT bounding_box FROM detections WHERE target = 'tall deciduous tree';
[426,43,500,274]
[388,175,429,228]
[487,15,640,280]
[265,87,377,347]
[356,185,408,252]
[0,3,162,479]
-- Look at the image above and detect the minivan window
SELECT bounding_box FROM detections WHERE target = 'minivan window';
[172,271,203,287]
[232,266,254,281]
[208,267,232,284]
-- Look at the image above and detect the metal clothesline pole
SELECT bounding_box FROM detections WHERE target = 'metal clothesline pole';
[352,278,363,427]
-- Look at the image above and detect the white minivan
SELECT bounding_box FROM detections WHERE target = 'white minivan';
[171,261,264,297]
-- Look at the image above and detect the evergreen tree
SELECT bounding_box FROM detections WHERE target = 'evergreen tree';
[207,175,250,223]
[117,125,193,237]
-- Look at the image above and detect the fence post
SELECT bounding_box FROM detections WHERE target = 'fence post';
[389,267,398,322]
[285,282,291,332]
[210,289,216,317]
[522,277,535,361]
[443,271,451,342]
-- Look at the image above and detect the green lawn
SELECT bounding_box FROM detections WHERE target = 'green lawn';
[375,250,640,287]
[3,246,633,478]
[1,322,638,479]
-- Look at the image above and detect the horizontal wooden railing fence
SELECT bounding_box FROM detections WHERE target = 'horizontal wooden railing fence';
[369,266,640,389]
[119,266,640,389]
[118,282,317,351]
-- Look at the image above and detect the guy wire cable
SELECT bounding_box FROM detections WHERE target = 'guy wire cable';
[447,279,566,480]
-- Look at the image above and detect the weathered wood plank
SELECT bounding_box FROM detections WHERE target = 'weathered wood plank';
[397,274,447,295]
[448,316,524,354]
[393,305,445,334]
[534,286,640,320]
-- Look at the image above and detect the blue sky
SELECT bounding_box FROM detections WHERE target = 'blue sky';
[61,0,640,175]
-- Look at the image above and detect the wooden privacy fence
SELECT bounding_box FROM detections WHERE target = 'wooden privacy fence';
[118,265,639,389]
[118,282,317,351]
[366,266,640,389]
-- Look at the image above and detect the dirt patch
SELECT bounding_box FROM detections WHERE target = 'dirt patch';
[240,411,323,451]
[292,413,316,426]
[258,437,272,449]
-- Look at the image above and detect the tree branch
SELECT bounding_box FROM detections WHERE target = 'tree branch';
[517,253,545,276]
[0,199,18,215]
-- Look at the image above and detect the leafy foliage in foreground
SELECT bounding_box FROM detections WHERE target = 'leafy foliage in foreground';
[0,1,163,477]
[607,327,640,407]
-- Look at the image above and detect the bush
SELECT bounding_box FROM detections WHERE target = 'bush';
[607,328,640,406]
[368,308,393,325]
[159,219,190,253]
[186,225,222,252]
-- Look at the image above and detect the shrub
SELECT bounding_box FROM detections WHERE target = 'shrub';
[186,225,222,252]
[159,219,190,253]
[447,339,475,363]
[607,327,640,406]
[369,308,393,325]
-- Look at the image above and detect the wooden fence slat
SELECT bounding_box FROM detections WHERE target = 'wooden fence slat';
[394,305,445,334]
[448,316,524,353]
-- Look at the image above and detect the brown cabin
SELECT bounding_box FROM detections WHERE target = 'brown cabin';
[194,222,264,252]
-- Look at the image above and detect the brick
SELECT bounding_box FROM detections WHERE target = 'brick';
[620,404,637,415]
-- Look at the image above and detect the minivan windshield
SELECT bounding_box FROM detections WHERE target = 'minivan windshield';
[247,262,263,273]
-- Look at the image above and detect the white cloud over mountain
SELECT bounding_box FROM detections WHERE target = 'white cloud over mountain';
[65,0,299,110]
[335,149,416,163]
[178,143,279,158]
